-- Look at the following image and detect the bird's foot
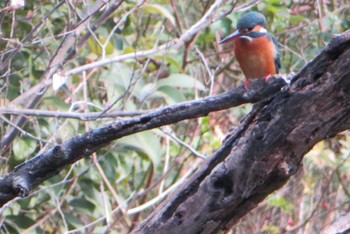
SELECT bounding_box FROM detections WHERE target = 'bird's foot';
[244,80,251,90]
[264,74,272,83]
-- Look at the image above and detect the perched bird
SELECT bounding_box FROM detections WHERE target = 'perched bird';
[220,12,281,89]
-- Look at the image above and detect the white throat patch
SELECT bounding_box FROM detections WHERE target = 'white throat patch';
[260,28,267,33]
[240,35,253,42]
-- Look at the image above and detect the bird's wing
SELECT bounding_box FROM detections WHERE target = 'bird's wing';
[268,34,281,73]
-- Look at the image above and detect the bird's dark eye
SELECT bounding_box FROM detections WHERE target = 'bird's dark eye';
[241,27,254,33]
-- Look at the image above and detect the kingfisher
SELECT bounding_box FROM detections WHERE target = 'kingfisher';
[220,12,281,89]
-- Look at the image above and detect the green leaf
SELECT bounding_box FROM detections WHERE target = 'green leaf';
[101,63,144,104]
[114,151,134,181]
[17,196,32,209]
[164,56,182,73]
[157,73,206,91]
[69,197,96,212]
[140,83,157,101]
[78,178,99,199]
[118,131,162,166]
[6,215,35,229]
[65,213,84,229]
[87,37,115,56]
[2,221,19,234]
[211,18,233,35]
[142,4,175,26]
[267,194,292,212]
[262,225,281,234]
[154,86,186,104]
[102,63,135,88]
[13,138,36,161]
[290,15,306,25]
[43,96,69,111]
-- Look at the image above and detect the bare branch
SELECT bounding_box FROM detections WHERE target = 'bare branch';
[0,107,145,120]
[0,77,286,207]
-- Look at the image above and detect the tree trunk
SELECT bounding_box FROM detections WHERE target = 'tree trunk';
[131,31,350,233]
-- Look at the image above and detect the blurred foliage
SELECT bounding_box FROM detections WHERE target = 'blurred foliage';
[0,0,350,233]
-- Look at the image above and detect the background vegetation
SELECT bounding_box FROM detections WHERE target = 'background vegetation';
[0,0,350,233]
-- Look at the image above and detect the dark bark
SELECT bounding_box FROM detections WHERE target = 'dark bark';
[0,72,285,207]
[131,31,350,233]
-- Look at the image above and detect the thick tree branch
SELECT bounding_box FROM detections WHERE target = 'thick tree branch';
[131,30,350,233]
[0,77,286,207]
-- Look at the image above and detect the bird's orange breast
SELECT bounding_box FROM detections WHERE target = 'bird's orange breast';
[234,36,277,79]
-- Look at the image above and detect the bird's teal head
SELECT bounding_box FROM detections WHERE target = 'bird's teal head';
[220,12,268,44]
[236,12,267,32]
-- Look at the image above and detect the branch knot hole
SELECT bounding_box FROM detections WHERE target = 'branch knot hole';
[211,172,233,196]
[174,211,184,225]
[12,175,29,198]
[48,145,68,163]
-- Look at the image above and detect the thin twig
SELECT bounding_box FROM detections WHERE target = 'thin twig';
[160,127,207,160]
[21,178,79,234]
[127,163,198,215]
[195,46,216,96]
[0,115,53,145]
[65,192,136,234]
[0,106,144,119]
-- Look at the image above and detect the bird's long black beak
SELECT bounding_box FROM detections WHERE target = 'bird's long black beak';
[219,30,240,44]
